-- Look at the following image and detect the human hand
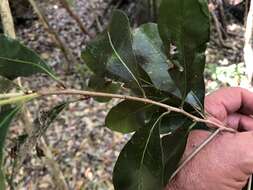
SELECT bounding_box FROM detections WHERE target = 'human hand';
[166,87,253,190]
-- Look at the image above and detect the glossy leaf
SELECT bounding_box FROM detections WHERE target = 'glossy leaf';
[160,113,192,134]
[158,0,210,104]
[88,75,120,102]
[0,35,59,81]
[133,23,176,93]
[113,118,163,190]
[162,122,194,185]
[105,100,156,133]
[82,10,149,96]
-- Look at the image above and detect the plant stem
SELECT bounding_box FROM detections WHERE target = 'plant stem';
[38,89,235,132]
[0,93,39,106]
[169,128,221,181]
[0,92,25,99]
[0,88,236,133]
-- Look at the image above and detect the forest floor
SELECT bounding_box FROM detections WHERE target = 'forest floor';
[4,0,250,190]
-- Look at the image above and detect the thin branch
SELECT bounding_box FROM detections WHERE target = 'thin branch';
[0,93,39,106]
[39,138,69,190]
[211,10,230,48]
[0,92,24,99]
[0,88,236,133]
[37,89,235,132]
[58,0,92,37]
[169,128,222,181]
[27,0,77,71]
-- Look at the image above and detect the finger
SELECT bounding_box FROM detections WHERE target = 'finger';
[205,87,253,121]
[240,89,253,114]
[227,113,253,131]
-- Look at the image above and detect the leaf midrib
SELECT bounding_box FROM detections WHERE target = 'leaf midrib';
[0,56,58,81]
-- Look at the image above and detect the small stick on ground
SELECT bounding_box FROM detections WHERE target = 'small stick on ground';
[211,10,231,48]
[28,0,77,71]
[58,0,93,38]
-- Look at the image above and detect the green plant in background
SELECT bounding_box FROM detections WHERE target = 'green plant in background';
[0,0,230,189]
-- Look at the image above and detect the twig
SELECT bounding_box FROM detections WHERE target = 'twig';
[0,88,235,132]
[27,0,77,71]
[0,88,235,133]
[0,92,24,99]
[58,0,92,37]
[39,138,69,190]
[37,89,235,132]
[211,10,230,48]
[217,0,228,39]
[169,128,222,181]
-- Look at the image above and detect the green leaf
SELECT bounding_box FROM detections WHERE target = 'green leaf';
[0,35,59,82]
[107,10,141,90]
[133,23,177,93]
[162,121,194,185]
[82,10,150,96]
[160,113,192,134]
[105,100,156,133]
[158,0,210,104]
[113,117,163,190]
[0,106,21,189]
[88,75,120,102]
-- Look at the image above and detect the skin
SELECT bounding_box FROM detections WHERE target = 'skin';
[166,87,253,190]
